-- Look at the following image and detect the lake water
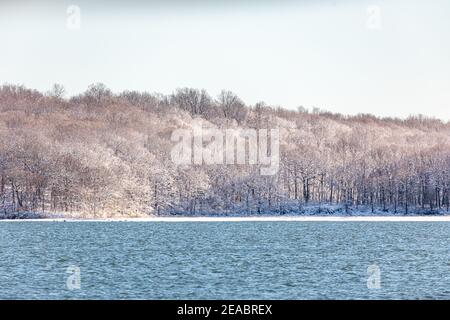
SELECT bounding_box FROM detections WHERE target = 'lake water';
[1,221,449,299]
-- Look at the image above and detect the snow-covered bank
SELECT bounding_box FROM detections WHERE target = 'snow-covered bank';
[177,203,450,217]
[2,216,450,222]
[1,203,449,221]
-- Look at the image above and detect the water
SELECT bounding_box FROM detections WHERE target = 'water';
[0,221,449,299]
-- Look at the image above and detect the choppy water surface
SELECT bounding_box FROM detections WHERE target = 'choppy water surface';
[1,221,449,299]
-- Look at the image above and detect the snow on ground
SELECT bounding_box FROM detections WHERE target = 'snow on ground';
[1,203,448,221]
[2,216,450,222]
[166,202,450,217]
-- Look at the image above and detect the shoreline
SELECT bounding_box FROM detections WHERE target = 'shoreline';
[1,216,450,222]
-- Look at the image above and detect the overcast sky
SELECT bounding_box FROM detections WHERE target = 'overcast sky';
[1,0,449,120]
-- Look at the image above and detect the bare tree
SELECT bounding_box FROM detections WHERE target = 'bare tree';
[171,88,212,116]
[216,90,247,123]
[46,83,66,99]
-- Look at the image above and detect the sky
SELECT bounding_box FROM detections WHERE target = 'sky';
[1,0,449,120]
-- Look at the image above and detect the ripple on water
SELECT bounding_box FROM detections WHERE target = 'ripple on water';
[0,221,449,299]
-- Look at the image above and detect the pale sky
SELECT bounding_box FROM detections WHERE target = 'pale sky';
[1,0,449,120]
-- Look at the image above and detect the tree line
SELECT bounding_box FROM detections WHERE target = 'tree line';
[1,83,449,217]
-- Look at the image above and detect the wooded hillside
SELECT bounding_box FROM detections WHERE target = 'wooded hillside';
[1,83,449,217]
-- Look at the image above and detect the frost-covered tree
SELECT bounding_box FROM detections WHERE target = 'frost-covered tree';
[1,83,450,217]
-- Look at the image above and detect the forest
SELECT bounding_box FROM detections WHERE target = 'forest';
[1,83,449,218]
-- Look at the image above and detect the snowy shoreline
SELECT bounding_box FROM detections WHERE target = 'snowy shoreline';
[2,203,450,222]
[1,216,450,222]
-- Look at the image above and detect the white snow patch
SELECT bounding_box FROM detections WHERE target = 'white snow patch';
[1,216,450,222]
